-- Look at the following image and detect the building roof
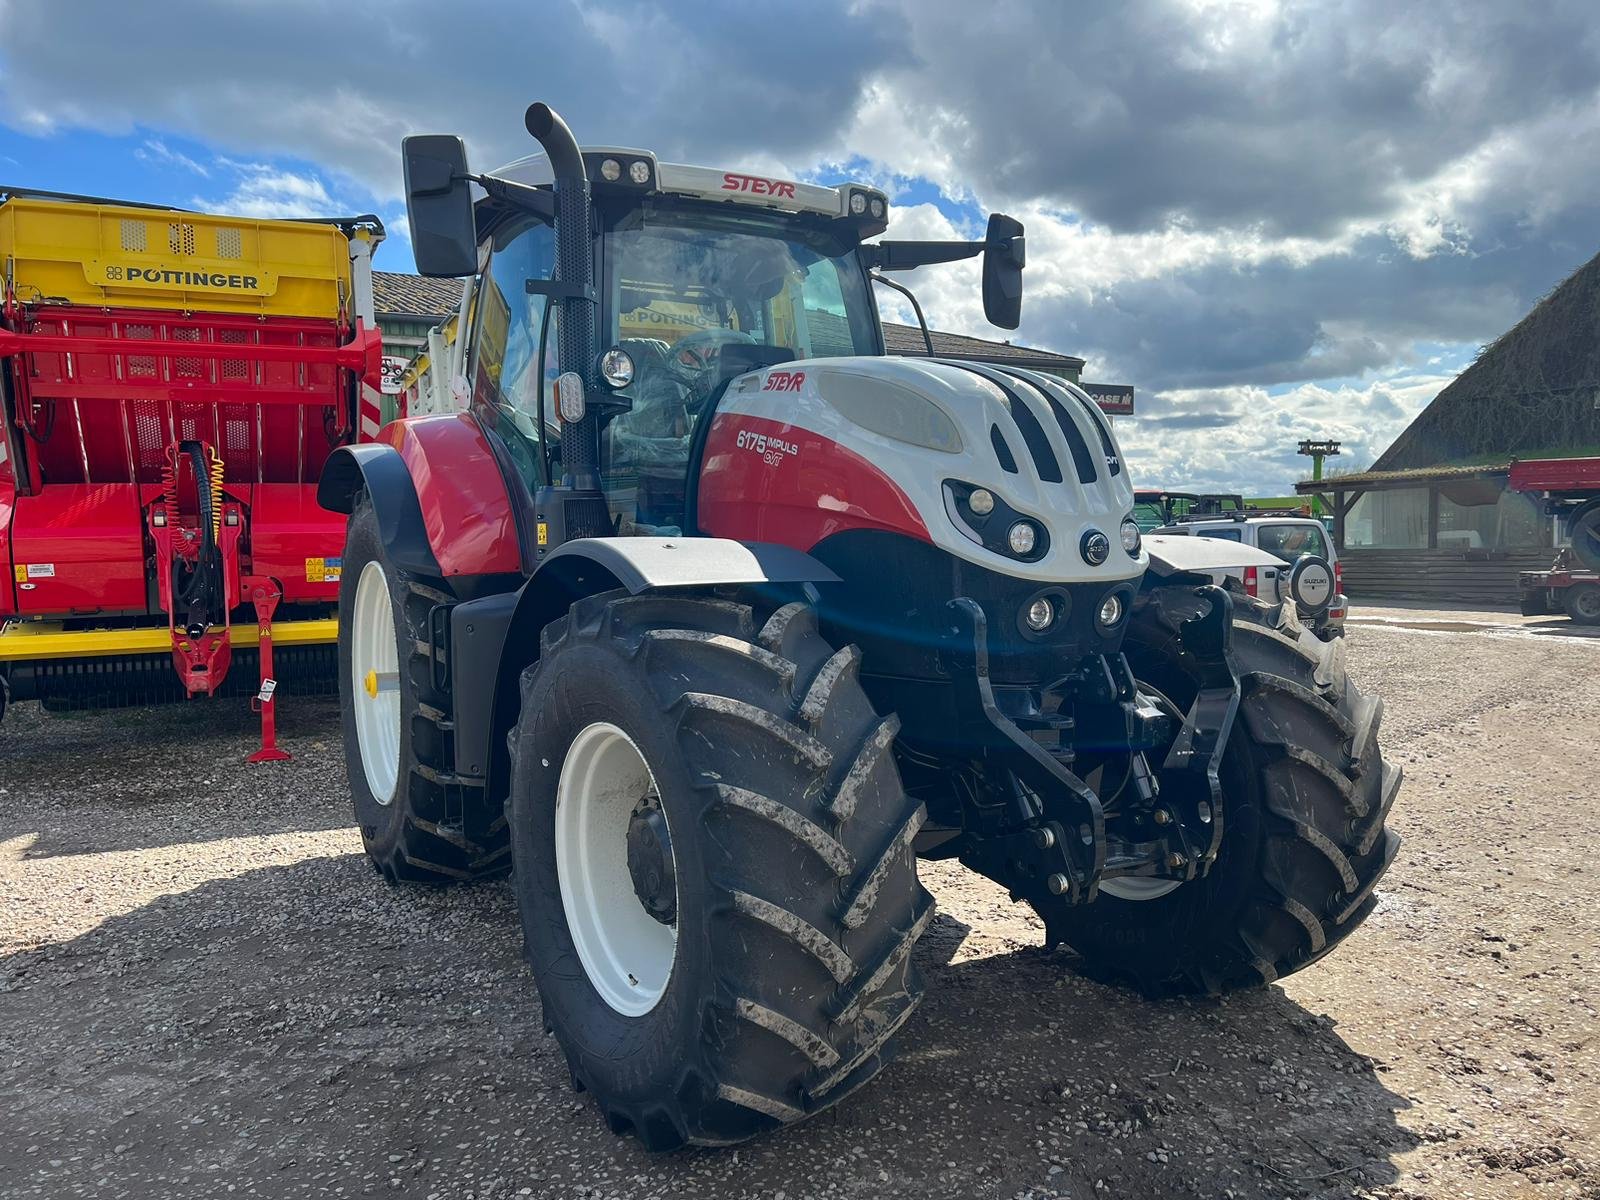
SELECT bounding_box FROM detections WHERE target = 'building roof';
[374,271,463,320]
[1296,462,1511,494]
[371,272,1085,370]
[1372,248,1600,471]
[881,322,1084,370]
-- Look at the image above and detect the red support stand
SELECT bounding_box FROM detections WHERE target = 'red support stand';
[243,575,292,764]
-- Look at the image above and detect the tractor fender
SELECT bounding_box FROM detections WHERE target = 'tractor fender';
[317,442,444,576]
[319,415,521,578]
[1143,533,1286,577]
[455,537,840,805]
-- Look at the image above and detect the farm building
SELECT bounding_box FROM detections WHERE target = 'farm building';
[1299,247,1600,606]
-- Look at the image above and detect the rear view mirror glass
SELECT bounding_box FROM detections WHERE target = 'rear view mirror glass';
[403,135,478,277]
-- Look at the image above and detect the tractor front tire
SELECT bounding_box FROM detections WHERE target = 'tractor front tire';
[338,497,507,882]
[1041,587,1402,995]
[508,591,933,1149]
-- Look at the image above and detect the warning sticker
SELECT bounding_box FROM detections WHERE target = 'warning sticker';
[25,563,55,579]
[306,556,343,584]
[12,565,24,584]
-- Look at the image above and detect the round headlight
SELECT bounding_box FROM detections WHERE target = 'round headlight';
[600,158,622,182]
[1007,521,1037,556]
[870,198,885,218]
[1097,593,1125,628]
[1121,517,1142,555]
[849,192,867,215]
[599,347,635,389]
[968,488,996,516]
[1025,597,1055,631]
[1081,529,1111,565]
[629,159,651,185]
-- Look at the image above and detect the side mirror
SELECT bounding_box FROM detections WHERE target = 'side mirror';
[982,213,1025,330]
[402,134,478,277]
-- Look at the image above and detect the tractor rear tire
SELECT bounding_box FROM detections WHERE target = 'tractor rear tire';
[1040,587,1402,996]
[1561,582,1600,625]
[338,497,507,883]
[508,590,933,1149]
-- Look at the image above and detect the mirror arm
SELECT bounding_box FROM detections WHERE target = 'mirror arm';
[474,174,556,221]
[861,239,984,272]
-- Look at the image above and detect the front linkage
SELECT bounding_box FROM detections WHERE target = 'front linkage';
[943,586,1240,912]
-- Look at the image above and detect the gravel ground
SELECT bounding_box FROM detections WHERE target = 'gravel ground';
[2,606,1597,1200]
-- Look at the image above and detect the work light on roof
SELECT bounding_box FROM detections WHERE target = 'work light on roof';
[600,158,622,182]
[629,160,651,185]
[849,192,867,215]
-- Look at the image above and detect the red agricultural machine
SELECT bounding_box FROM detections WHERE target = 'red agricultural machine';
[0,188,385,754]
[1512,456,1600,624]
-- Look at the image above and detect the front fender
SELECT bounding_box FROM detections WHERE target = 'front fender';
[457,536,839,810]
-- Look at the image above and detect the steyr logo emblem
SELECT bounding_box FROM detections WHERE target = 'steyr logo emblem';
[762,370,806,391]
[722,172,797,199]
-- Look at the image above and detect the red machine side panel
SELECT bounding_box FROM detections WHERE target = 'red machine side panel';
[9,484,147,614]
[697,413,930,550]
[0,448,15,616]
[382,414,521,577]
[1509,457,1600,495]
[248,484,348,603]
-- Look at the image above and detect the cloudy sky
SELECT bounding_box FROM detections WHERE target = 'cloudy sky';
[3,0,1597,494]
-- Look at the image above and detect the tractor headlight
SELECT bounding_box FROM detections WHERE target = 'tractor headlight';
[850,192,867,215]
[1008,521,1038,556]
[629,159,652,185]
[1097,593,1125,628]
[1120,517,1142,555]
[599,347,635,389]
[600,158,622,182]
[1025,596,1055,631]
[968,488,996,516]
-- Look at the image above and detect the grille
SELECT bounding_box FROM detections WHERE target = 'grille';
[990,424,1019,474]
[168,222,197,256]
[216,227,243,259]
[120,219,147,252]
[952,363,1062,484]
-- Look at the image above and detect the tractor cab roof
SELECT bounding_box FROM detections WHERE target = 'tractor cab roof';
[489,148,889,239]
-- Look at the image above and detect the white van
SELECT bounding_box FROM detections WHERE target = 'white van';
[1153,514,1346,638]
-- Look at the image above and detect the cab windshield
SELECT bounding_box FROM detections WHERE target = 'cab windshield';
[600,205,879,534]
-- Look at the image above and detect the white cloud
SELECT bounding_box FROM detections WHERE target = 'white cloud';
[135,138,209,177]
[201,164,334,220]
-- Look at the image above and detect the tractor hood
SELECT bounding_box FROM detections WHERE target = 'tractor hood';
[700,355,1143,586]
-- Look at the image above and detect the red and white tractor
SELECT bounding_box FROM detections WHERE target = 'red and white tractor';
[319,104,1402,1149]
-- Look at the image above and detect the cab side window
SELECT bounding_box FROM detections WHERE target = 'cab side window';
[469,218,557,488]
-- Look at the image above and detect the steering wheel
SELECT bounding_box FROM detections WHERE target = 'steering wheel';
[664,328,758,397]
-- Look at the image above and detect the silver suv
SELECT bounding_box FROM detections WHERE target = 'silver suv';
[1153,514,1346,638]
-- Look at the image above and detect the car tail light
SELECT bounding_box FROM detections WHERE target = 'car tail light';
[1242,566,1259,598]
[1334,560,1343,594]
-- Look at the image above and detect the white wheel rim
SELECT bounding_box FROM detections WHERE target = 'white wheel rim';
[352,560,401,805]
[1099,876,1182,901]
[556,722,678,1016]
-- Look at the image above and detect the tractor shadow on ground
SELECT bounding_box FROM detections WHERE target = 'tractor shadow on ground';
[0,697,353,859]
[1,851,1415,1200]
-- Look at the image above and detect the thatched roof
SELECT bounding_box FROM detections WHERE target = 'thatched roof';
[1374,251,1600,470]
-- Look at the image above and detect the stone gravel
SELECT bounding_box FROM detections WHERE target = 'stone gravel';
[2,607,1597,1199]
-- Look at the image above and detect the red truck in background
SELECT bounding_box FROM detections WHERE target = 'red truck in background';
[1511,457,1600,625]
[0,188,385,754]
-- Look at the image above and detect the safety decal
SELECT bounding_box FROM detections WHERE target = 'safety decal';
[25,563,56,578]
[305,556,342,584]
[537,521,549,547]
